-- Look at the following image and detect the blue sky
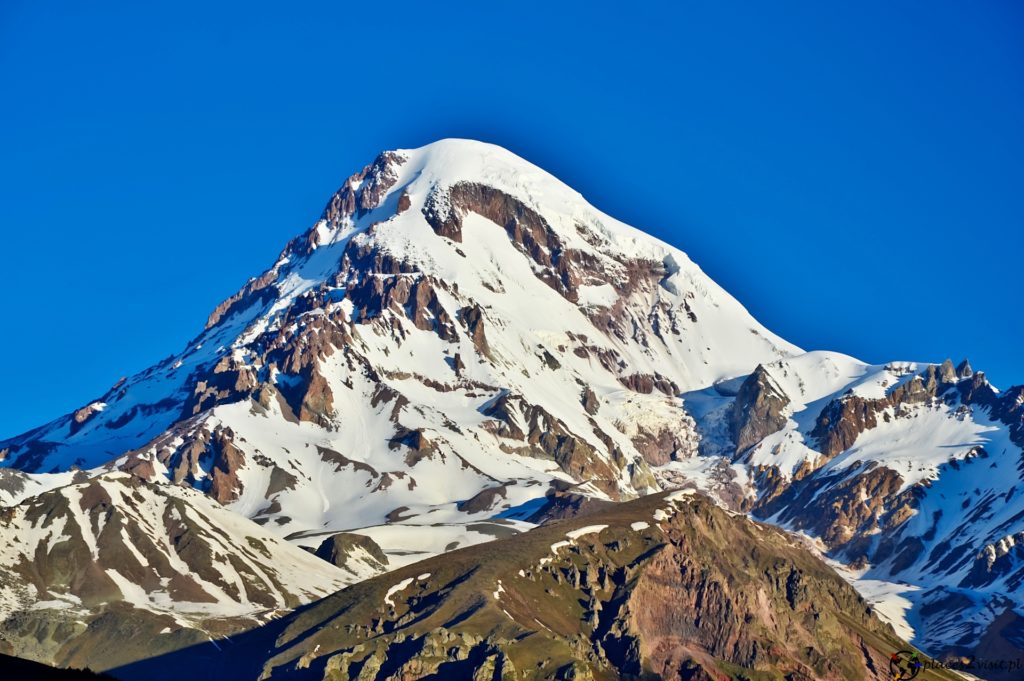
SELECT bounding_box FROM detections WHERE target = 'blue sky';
[1,1,1021,438]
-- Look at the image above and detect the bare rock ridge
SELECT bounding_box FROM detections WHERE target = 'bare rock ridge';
[311,533,389,575]
[729,364,790,454]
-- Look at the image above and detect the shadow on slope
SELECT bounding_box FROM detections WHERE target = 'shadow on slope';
[0,653,115,680]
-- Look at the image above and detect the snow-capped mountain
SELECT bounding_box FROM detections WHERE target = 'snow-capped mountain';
[0,139,796,552]
[1,139,1021,674]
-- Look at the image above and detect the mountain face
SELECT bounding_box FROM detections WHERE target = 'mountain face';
[681,352,1024,664]
[0,472,368,669]
[105,493,962,681]
[0,139,797,569]
[0,139,1021,676]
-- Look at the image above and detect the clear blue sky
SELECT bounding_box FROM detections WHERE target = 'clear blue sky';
[1,1,1022,438]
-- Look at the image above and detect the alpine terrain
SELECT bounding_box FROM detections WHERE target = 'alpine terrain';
[1,139,1021,679]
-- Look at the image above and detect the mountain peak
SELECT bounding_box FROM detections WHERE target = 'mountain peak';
[1,141,798,478]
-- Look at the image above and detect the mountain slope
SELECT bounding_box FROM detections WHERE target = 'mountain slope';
[0,473,373,669]
[110,491,963,681]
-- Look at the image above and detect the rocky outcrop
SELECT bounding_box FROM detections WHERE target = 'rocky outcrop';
[729,364,789,454]
[990,383,1024,448]
[480,392,621,487]
[69,403,104,436]
[753,363,1020,565]
[182,355,258,418]
[278,365,335,428]
[580,387,600,415]
[812,363,957,458]
[456,484,509,514]
[204,270,280,330]
[458,304,491,357]
[616,372,678,396]
[344,273,457,343]
[809,361,1022,465]
[754,464,915,560]
[121,425,247,503]
[318,151,405,233]
[629,426,681,466]
[312,533,389,575]
[961,531,1024,591]
[423,182,581,300]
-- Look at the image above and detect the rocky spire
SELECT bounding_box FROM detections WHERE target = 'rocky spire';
[939,358,958,384]
[729,364,790,455]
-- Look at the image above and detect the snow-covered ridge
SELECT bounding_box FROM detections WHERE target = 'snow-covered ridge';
[0,473,353,627]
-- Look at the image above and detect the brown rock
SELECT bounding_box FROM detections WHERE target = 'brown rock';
[729,365,790,454]
[313,533,388,572]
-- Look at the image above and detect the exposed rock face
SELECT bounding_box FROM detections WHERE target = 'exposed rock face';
[124,492,911,681]
[629,426,681,466]
[479,391,626,489]
[312,533,389,576]
[729,364,789,454]
[756,463,913,556]
[811,371,942,459]
[961,531,1024,591]
[458,303,490,357]
[117,424,247,504]
[580,387,599,416]
[205,269,280,330]
[69,403,104,436]
[423,181,581,301]
[617,372,678,396]
[753,362,1020,564]
[939,358,958,384]
[456,483,509,514]
[990,383,1024,448]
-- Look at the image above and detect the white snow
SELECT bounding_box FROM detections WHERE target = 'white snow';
[850,579,920,640]
[383,578,414,607]
[565,524,607,540]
